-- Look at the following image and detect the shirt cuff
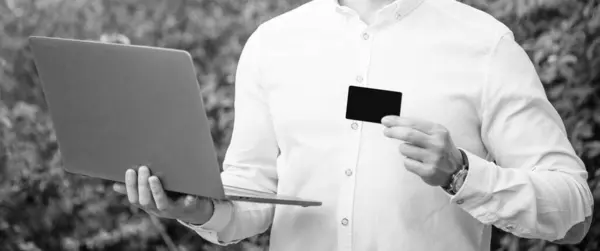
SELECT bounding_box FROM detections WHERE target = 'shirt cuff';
[178,199,234,232]
[448,149,495,221]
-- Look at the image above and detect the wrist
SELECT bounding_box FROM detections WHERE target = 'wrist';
[442,148,464,187]
[442,149,469,195]
[453,171,467,192]
[451,148,465,173]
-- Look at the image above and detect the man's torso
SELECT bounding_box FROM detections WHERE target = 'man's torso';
[248,0,511,250]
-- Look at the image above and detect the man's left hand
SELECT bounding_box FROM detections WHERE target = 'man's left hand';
[381,115,463,187]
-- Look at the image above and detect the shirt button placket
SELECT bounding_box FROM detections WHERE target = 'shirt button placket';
[341,107,361,251]
[357,27,374,89]
[338,20,372,251]
[339,172,355,250]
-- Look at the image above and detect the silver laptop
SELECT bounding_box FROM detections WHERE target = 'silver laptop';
[29,36,321,207]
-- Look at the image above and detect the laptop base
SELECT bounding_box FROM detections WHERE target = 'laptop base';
[224,185,322,207]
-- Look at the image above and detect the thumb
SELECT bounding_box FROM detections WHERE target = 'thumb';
[113,183,127,194]
[182,195,199,207]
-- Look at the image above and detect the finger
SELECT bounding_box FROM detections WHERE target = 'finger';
[138,166,155,208]
[149,176,172,211]
[113,183,127,194]
[131,204,162,218]
[382,116,435,135]
[125,169,139,204]
[397,143,430,162]
[383,126,430,147]
[403,157,430,177]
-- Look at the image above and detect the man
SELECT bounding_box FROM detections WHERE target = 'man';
[113,0,594,250]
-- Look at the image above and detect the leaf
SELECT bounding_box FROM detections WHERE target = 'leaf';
[573,121,593,139]
[569,86,595,106]
[34,0,62,9]
[586,141,600,158]
[0,103,11,129]
[99,33,131,44]
[593,111,600,124]
[546,84,565,100]
[11,102,38,121]
[18,242,42,251]
[559,54,577,65]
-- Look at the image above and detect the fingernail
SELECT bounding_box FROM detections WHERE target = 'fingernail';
[383,128,391,137]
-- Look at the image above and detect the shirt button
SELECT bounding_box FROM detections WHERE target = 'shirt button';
[356,76,364,83]
[351,122,359,130]
[345,169,353,176]
[456,199,464,205]
[362,32,370,40]
[395,13,402,19]
[341,218,349,226]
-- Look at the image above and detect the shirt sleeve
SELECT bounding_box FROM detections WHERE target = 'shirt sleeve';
[177,25,279,246]
[450,32,594,243]
[177,199,234,244]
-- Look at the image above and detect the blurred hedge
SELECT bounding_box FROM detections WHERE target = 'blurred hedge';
[0,0,598,250]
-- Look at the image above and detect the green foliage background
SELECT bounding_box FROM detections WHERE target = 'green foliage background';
[0,0,598,250]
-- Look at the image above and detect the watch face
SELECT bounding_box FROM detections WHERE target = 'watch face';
[453,169,468,192]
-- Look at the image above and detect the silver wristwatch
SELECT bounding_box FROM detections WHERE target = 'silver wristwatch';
[443,149,469,195]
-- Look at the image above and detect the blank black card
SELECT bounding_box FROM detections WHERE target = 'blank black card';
[346,85,403,124]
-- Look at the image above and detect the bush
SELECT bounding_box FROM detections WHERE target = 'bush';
[0,0,597,250]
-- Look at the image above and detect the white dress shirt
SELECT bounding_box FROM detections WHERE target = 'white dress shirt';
[179,0,594,250]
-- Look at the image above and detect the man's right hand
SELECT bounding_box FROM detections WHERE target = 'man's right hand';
[113,166,214,225]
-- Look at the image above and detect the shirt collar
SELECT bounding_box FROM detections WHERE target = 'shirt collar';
[330,0,426,21]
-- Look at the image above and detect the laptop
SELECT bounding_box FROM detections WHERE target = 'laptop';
[29,36,321,207]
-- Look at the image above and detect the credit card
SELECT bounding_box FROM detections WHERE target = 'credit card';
[346,85,403,124]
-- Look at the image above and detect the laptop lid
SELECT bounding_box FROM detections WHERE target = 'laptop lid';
[29,36,226,199]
